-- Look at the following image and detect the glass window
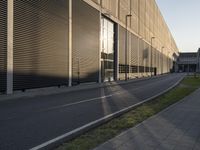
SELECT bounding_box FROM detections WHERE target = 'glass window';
[101,17,115,82]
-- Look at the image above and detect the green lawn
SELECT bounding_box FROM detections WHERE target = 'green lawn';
[56,76,200,150]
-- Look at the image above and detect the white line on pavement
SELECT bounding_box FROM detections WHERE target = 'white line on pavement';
[41,94,113,111]
[30,76,184,150]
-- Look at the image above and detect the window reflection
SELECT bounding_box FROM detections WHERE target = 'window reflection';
[101,17,114,82]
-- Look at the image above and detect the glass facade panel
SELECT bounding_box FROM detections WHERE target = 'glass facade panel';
[101,17,114,82]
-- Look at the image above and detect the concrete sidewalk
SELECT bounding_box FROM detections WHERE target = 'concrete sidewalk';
[94,88,200,150]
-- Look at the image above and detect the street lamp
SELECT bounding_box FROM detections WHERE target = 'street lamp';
[168,52,170,73]
[150,37,155,77]
[125,14,132,81]
[161,46,164,74]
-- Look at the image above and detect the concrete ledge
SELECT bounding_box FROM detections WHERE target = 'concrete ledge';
[0,74,169,102]
[29,74,184,150]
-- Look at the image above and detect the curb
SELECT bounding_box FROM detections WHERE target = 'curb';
[0,74,168,102]
[30,75,184,150]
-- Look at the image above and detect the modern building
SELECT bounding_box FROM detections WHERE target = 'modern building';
[0,0,179,94]
[175,48,200,73]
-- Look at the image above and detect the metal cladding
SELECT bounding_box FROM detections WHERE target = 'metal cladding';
[13,0,69,90]
[94,0,178,72]
[72,0,99,84]
[118,26,126,78]
[0,0,179,93]
[130,34,138,74]
[0,0,7,93]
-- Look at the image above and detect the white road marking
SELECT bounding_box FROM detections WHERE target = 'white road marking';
[41,94,113,111]
[30,76,184,150]
[39,75,177,112]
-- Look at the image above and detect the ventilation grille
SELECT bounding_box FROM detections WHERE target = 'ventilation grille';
[13,0,69,90]
[0,1,7,93]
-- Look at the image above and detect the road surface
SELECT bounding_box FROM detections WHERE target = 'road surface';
[0,74,183,150]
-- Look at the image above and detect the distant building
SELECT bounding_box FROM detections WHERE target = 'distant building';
[175,49,200,72]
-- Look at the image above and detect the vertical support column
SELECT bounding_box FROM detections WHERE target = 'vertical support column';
[137,0,140,78]
[168,52,170,73]
[129,0,131,79]
[118,0,120,20]
[144,0,146,76]
[7,0,14,94]
[143,42,145,76]
[116,0,119,18]
[159,50,161,75]
[128,32,131,79]
[116,0,119,80]
[98,11,102,83]
[148,45,150,75]
[68,0,72,86]
[116,24,119,80]
[137,38,140,77]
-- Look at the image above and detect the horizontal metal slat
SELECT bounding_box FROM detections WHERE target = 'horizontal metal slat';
[0,0,7,93]
[72,0,99,84]
[13,0,69,90]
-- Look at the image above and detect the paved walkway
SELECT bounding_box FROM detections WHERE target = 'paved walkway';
[94,88,200,150]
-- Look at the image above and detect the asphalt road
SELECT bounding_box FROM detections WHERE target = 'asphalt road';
[0,74,184,150]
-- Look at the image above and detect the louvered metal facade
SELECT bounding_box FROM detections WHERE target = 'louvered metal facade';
[139,39,144,73]
[72,0,99,84]
[13,0,69,90]
[0,0,179,94]
[144,42,150,74]
[130,34,138,75]
[0,1,7,93]
[118,25,126,79]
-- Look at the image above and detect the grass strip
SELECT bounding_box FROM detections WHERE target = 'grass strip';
[56,76,200,150]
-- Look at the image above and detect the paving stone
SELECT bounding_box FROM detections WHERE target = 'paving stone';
[144,138,162,147]
[173,144,194,150]
[106,131,135,149]
[93,88,200,150]
[155,142,175,150]
[93,143,117,150]
[178,136,196,146]
[118,141,155,150]
[193,142,200,150]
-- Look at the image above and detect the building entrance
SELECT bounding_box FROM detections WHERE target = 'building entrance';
[101,17,115,82]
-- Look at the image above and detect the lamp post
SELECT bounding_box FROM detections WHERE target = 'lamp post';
[125,14,132,81]
[150,37,155,77]
[166,51,170,73]
[161,46,164,74]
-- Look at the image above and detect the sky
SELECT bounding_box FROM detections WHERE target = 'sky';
[156,0,200,52]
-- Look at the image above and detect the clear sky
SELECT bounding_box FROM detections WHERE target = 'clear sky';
[156,0,200,52]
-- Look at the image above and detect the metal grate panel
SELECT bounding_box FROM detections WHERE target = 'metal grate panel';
[0,0,7,93]
[119,25,126,66]
[139,39,144,67]
[13,0,69,90]
[131,34,138,67]
[72,0,99,84]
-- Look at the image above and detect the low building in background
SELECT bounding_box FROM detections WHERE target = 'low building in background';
[176,48,200,73]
